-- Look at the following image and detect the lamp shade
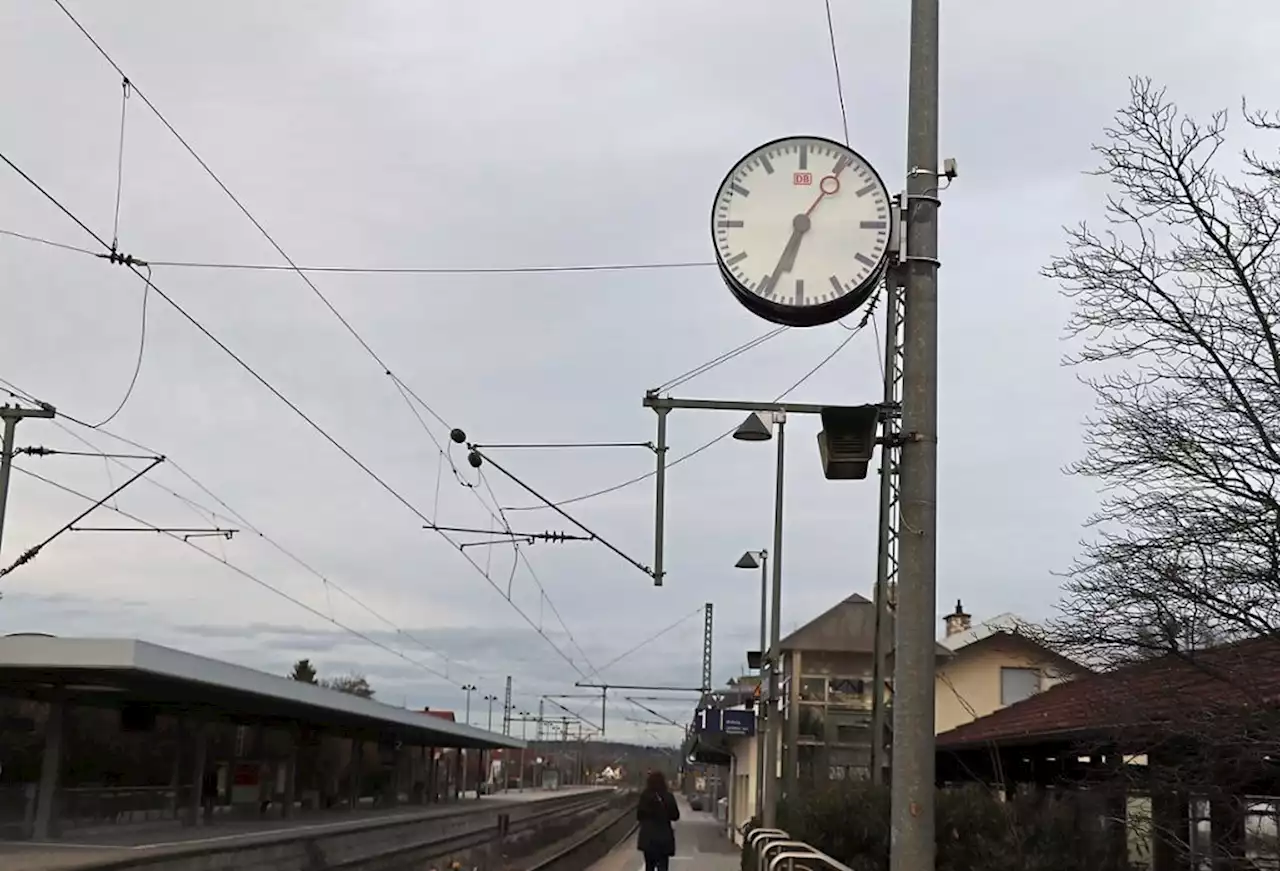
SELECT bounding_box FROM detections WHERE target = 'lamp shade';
[732,412,773,442]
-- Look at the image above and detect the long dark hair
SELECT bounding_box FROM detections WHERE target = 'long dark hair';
[644,770,668,794]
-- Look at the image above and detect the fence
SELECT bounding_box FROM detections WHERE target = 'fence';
[741,824,856,871]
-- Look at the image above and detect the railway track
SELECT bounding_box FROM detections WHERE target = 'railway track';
[521,799,637,871]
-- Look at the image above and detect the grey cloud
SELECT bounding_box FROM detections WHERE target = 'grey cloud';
[4,0,1277,744]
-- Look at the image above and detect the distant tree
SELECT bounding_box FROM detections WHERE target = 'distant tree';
[1042,78,1280,668]
[322,673,375,699]
[289,658,318,684]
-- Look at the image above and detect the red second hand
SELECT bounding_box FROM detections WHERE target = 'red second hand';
[804,165,846,217]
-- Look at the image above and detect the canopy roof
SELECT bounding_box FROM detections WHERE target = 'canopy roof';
[0,635,524,750]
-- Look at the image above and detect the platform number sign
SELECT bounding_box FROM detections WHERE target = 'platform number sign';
[694,707,756,737]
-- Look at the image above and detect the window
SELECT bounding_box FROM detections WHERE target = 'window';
[797,706,825,739]
[828,677,870,709]
[799,677,826,702]
[1000,667,1041,706]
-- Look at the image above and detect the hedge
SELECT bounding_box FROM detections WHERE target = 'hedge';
[739,781,1133,871]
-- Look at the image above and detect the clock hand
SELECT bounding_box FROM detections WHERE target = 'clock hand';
[760,214,811,296]
[804,170,844,217]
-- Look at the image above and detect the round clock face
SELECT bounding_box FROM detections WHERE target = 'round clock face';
[711,135,893,327]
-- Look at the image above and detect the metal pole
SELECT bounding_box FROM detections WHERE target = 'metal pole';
[701,603,714,692]
[0,405,56,561]
[520,718,527,791]
[755,551,768,818]
[503,676,513,736]
[761,415,785,828]
[487,698,494,732]
[653,407,669,586]
[890,0,941,862]
[0,415,19,563]
[577,723,585,786]
[464,688,473,726]
[871,273,903,786]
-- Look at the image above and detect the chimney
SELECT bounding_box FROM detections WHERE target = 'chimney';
[944,599,972,637]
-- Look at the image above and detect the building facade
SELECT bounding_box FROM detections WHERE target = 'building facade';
[706,595,1089,836]
[934,602,1088,734]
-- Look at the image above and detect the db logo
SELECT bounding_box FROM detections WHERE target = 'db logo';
[793,172,813,186]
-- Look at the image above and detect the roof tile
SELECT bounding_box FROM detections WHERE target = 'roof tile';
[936,635,1280,749]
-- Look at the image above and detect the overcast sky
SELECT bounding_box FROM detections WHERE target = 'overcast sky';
[1,1,1277,745]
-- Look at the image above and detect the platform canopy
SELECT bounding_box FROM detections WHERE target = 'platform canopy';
[0,636,524,750]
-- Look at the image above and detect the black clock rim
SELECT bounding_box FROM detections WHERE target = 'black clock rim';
[710,134,894,329]
[718,260,886,328]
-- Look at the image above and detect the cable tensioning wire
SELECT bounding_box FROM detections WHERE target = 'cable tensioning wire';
[0,152,591,680]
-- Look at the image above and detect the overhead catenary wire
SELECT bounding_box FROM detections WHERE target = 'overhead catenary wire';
[472,442,653,451]
[0,229,714,278]
[9,464,456,682]
[0,151,592,681]
[1,378,604,702]
[146,258,716,276]
[467,447,654,579]
[110,76,130,250]
[2,160,860,712]
[88,264,151,428]
[0,377,463,671]
[18,1,597,668]
[824,0,851,146]
[392,380,600,677]
[29,3,816,705]
[0,456,163,578]
[650,325,790,395]
[3,384,582,710]
[505,322,867,512]
[0,228,99,257]
[591,605,705,676]
[3,381,672,708]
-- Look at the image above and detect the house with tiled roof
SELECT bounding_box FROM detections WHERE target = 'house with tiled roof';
[934,599,1091,733]
[701,591,1091,843]
[934,636,1280,871]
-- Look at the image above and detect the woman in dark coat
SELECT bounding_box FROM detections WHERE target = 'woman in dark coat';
[636,770,681,871]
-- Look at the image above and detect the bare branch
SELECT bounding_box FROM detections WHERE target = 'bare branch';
[1041,78,1280,674]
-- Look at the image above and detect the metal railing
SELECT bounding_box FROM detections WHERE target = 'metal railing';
[743,825,856,871]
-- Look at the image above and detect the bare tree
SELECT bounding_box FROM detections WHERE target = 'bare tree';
[1041,78,1280,669]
